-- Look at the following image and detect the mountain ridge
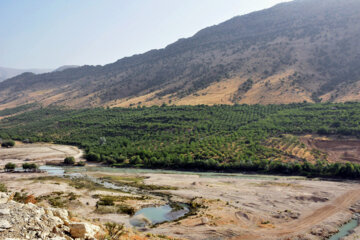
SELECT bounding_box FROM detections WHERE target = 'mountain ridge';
[0,66,51,83]
[0,0,359,110]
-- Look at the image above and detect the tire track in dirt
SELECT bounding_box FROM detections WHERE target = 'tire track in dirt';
[231,188,360,240]
[47,145,83,159]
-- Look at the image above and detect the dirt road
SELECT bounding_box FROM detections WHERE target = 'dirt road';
[232,188,360,239]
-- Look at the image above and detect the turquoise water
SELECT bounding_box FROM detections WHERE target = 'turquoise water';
[130,204,189,227]
[39,165,65,175]
[40,165,305,227]
[61,165,305,180]
[328,219,358,240]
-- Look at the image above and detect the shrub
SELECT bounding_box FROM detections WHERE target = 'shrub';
[97,197,115,206]
[64,156,75,165]
[116,204,135,215]
[23,163,38,172]
[28,163,38,171]
[4,163,16,172]
[105,222,125,238]
[25,195,37,204]
[1,140,15,148]
[22,163,30,171]
[0,183,7,192]
[86,152,100,162]
[76,161,86,166]
[13,192,28,203]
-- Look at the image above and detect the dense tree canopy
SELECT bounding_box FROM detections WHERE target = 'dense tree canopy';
[0,102,360,178]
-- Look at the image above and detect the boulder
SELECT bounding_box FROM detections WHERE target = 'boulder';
[52,208,69,221]
[69,222,100,239]
[129,214,151,227]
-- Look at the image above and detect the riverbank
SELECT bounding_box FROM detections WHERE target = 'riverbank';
[2,143,360,239]
[2,164,360,239]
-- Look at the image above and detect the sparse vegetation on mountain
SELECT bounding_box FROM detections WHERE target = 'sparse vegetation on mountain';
[0,0,360,108]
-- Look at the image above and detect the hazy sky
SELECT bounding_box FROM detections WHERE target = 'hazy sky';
[0,0,289,69]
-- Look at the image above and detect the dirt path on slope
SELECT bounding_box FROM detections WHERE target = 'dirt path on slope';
[232,188,360,240]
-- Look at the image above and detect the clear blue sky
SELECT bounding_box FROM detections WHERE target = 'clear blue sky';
[0,0,289,69]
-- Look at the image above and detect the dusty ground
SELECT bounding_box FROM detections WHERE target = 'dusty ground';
[1,170,360,240]
[1,175,165,227]
[0,142,83,167]
[301,135,360,163]
[1,143,360,240]
[137,173,360,240]
[8,169,358,240]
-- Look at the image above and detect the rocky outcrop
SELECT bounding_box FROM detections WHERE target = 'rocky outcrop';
[0,193,100,240]
[69,223,100,239]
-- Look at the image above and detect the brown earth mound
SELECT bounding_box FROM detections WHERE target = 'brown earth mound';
[301,136,360,163]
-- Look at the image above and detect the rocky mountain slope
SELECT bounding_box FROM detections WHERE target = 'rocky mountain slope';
[0,0,359,109]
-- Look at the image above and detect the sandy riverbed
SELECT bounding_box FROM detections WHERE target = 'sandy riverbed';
[2,169,360,240]
[1,143,360,239]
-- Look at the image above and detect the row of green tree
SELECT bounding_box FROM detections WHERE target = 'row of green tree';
[0,102,359,178]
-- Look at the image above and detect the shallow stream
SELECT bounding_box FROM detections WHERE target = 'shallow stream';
[39,165,190,226]
[40,165,305,180]
[328,218,359,240]
[130,204,189,227]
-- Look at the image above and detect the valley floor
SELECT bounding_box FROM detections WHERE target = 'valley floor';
[1,144,360,239]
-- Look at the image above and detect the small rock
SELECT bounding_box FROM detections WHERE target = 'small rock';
[48,216,64,227]
[0,208,10,215]
[51,208,69,221]
[0,219,12,229]
[201,217,209,225]
[0,193,8,198]
[49,237,67,240]
[129,214,151,227]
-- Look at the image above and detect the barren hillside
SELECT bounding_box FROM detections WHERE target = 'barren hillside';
[1,0,360,109]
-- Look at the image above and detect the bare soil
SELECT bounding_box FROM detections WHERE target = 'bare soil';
[301,136,360,163]
[1,143,360,239]
[0,142,84,167]
[2,170,360,240]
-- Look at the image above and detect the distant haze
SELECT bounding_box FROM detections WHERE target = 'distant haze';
[0,0,288,69]
[0,66,51,82]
